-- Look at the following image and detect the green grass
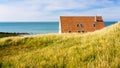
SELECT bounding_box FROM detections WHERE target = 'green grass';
[0,22,120,68]
[0,33,18,38]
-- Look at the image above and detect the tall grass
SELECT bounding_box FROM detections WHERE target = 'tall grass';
[0,22,120,68]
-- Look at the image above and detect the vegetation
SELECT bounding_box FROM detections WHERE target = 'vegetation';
[0,22,120,68]
[0,32,18,38]
[0,32,29,38]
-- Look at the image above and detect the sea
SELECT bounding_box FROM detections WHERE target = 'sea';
[0,21,117,34]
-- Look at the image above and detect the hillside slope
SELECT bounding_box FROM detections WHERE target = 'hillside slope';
[0,22,120,68]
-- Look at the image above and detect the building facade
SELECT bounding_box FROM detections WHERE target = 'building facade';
[59,16,105,33]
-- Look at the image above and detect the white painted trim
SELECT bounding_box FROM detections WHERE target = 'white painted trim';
[59,17,61,34]
[95,16,97,22]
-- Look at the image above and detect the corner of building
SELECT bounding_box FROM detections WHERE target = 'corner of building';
[59,17,62,34]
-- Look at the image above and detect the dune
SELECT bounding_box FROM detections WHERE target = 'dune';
[0,22,120,68]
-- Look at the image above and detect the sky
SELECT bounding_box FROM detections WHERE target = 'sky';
[0,0,120,22]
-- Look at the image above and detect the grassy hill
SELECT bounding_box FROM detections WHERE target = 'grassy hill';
[0,22,120,68]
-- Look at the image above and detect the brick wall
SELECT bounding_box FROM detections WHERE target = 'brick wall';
[60,16,105,33]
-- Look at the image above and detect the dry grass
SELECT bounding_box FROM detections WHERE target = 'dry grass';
[0,22,120,68]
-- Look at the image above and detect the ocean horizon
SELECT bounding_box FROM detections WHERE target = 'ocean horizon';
[0,21,117,34]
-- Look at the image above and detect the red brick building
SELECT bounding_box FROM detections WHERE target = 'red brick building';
[59,16,105,33]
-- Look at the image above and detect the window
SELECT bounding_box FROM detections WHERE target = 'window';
[77,30,81,33]
[68,30,72,33]
[82,30,85,33]
[76,24,83,27]
[77,24,79,27]
[79,24,83,27]
[93,24,96,27]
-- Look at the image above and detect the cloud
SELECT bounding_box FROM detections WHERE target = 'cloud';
[0,0,119,21]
